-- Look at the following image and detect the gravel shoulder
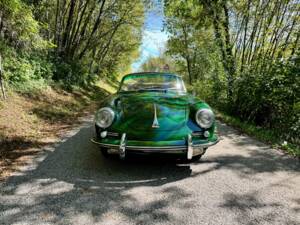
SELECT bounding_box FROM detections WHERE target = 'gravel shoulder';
[0,118,299,225]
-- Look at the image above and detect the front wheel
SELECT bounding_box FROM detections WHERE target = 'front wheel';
[191,154,203,161]
[191,148,207,162]
[100,147,109,157]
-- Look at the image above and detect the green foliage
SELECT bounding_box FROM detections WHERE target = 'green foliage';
[53,59,92,90]
[46,0,144,84]
[4,55,53,83]
[140,55,178,72]
[0,0,49,50]
[0,39,53,93]
[11,79,49,94]
[0,0,145,92]
[164,0,300,152]
[233,57,300,144]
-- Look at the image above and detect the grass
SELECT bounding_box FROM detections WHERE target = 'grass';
[216,110,300,158]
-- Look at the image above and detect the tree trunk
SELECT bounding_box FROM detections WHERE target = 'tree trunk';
[0,55,7,100]
[0,10,4,36]
[61,0,77,56]
[182,25,192,85]
[210,1,235,102]
[54,0,60,44]
[222,2,235,102]
[240,0,251,73]
[290,29,300,57]
[78,0,106,59]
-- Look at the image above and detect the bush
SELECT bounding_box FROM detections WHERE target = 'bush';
[192,71,228,110]
[52,59,92,90]
[232,57,300,145]
[0,42,53,93]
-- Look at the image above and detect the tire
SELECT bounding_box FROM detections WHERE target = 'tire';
[100,147,109,157]
[190,148,207,162]
[191,154,203,161]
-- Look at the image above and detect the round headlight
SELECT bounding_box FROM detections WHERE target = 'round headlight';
[95,107,115,128]
[195,108,214,128]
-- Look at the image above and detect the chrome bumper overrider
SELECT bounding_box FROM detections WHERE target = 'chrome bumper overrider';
[91,134,219,159]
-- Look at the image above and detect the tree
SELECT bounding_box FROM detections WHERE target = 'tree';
[140,55,177,72]
[0,54,6,99]
[164,0,300,145]
[0,0,145,88]
[32,0,144,84]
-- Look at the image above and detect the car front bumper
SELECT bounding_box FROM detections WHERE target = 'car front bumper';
[91,134,219,159]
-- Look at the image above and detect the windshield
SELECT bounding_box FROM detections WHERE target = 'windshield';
[119,74,186,93]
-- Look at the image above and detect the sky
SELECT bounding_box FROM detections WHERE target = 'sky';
[131,2,168,72]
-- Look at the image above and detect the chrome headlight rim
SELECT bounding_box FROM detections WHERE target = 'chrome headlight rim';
[195,108,215,129]
[95,107,115,129]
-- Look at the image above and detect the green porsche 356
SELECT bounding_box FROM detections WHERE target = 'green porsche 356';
[91,72,219,160]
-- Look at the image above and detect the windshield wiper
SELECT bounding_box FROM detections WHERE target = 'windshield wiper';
[137,89,167,92]
[119,89,169,93]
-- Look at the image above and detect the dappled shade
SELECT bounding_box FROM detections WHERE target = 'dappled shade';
[1,119,299,224]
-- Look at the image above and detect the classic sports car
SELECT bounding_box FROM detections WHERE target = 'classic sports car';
[91,72,219,160]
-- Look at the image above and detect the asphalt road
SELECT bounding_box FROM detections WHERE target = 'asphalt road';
[0,117,299,225]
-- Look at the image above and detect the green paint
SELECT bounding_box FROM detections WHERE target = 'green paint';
[95,73,218,148]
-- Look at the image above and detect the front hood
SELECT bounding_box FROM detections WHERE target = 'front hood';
[119,92,189,131]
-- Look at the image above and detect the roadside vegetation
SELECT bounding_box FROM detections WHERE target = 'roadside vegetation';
[216,111,300,158]
[0,0,143,91]
[141,0,299,156]
[0,85,110,179]
[0,0,144,178]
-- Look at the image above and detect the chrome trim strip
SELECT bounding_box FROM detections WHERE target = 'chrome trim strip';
[90,138,219,151]
[187,134,193,159]
[125,149,186,153]
[152,103,160,128]
[119,133,126,159]
[127,146,186,151]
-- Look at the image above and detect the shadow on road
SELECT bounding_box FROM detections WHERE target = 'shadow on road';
[0,120,299,224]
[190,122,300,178]
[0,122,193,224]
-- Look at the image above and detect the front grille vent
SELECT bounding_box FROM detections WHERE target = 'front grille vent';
[107,132,119,137]
[192,131,203,137]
